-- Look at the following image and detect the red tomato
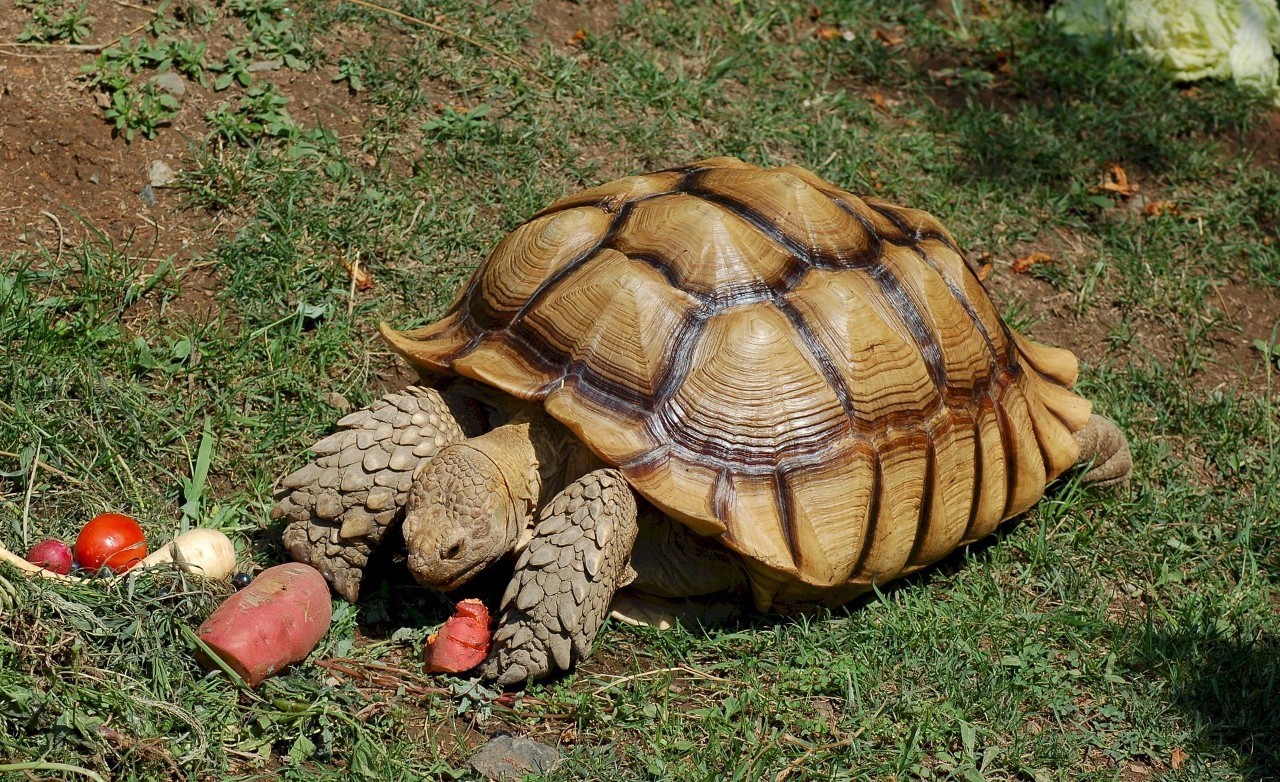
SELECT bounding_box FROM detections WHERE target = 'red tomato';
[75,513,148,573]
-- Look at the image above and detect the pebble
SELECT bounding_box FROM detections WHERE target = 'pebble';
[139,184,156,206]
[468,734,562,781]
[151,72,186,97]
[149,160,177,188]
[322,391,352,412]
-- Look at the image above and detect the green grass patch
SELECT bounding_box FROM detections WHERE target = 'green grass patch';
[2,0,1278,778]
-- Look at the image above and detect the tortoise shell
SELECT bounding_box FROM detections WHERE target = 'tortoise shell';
[382,157,1092,609]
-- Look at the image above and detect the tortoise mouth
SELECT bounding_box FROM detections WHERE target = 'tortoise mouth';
[407,552,491,593]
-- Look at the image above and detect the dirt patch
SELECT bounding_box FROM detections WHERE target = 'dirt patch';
[991,240,1280,397]
[1228,108,1280,169]
[0,67,203,262]
[526,0,621,49]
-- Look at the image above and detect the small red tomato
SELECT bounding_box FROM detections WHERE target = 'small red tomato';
[75,513,148,573]
[26,539,73,575]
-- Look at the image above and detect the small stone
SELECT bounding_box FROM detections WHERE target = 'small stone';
[468,735,562,782]
[322,391,352,412]
[151,71,186,97]
[149,160,177,187]
[139,184,156,206]
[248,59,283,72]
[88,172,100,185]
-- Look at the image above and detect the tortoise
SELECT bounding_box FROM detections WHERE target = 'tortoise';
[274,157,1132,685]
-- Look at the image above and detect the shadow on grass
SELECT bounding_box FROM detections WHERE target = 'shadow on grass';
[1122,622,1280,781]
[857,22,1264,194]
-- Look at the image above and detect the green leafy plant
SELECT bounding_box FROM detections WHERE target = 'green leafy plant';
[103,82,181,141]
[18,1,93,44]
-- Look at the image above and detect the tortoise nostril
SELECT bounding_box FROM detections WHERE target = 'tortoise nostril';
[442,542,463,560]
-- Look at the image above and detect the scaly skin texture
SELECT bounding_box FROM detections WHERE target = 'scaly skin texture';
[275,386,482,601]
[482,468,639,686]
[1072,414,1133,490]
[627,508,746,598]
[402,405,579,591]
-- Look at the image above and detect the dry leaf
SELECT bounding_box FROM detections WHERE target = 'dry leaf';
[814,24,852,41]
[972,251,993,281]
[567,28,587,47]
[868,90,889,111]
[1171,747,1187,770]
[1142,199,1175,217]
[1098,162,1140,199]
[343,257,374,291]
[874,28,904,46]
[1012,251,1052,274]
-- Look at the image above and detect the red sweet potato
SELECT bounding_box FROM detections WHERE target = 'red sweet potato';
[424,599,491,674]
[195,562,332,687]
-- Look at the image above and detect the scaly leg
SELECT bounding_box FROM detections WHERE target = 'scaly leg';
[275,386,481,601]
[1073,413,1133,491]
[482,468,639,686]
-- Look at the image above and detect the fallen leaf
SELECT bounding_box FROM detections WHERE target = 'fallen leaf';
[1012,251,1052,274]
[868,90,889,112]
[1142,199,1176,217]
[813,24,853,41]
[1171,747,1187,770]
[874,27,904,46]
[1098,162,1140,199]
[994,49,1013,76]
[566,28,587,47]
[972,251,993,281]
[343,257,374,291]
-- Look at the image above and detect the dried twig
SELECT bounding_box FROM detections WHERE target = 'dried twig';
[41,210,66,265]
[590,664,729,696]
[0,19,151,55]
[342,0,552,84]
[0,450,80,484]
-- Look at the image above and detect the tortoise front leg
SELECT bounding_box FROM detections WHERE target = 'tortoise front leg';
[1073,413,1133,491]
[275,386,481,601]
[482,469,639,686]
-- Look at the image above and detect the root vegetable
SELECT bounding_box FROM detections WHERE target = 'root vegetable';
[137,528,237,580]
[195,562,333,687]
[0,528,237,585]
[424,599,492,674]
[25,539,73,575]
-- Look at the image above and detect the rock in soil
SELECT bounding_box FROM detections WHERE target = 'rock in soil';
[468,734,562,781]
[149,160,177,187]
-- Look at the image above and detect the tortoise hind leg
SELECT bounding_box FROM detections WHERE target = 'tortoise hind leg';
[482,469,639,686]
[608,510,747,629]
[1073,414,1133,491]
[274,386,481,601]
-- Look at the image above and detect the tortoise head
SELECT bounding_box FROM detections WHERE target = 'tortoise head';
[402,443,523,591]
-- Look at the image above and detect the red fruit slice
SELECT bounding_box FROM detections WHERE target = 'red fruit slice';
[424,599,492,674]
[195,562,333,687]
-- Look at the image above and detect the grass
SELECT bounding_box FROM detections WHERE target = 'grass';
[2,0,1278,779]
